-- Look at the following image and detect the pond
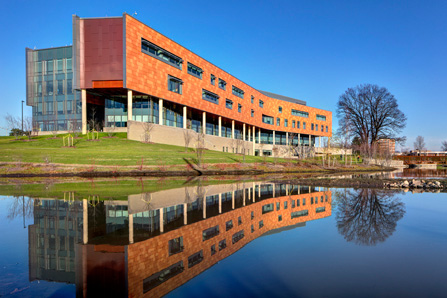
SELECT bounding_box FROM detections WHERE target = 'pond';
[0,178,446,297]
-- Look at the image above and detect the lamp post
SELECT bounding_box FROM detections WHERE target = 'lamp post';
[21,100,24,132]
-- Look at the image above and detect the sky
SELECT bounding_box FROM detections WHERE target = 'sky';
[0,0,446,150]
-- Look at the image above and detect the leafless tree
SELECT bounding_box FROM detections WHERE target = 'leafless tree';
[195,132,206,167]
[337,84,407,153]
[183,129,194,152]
[235,137,247,162]
[5,113,21,139]
[414,135,426,151]
[141,122,155,143]
[22,116,35,140]
[441,141,447,152]
[103,120,116,137]
[88,107,101,132]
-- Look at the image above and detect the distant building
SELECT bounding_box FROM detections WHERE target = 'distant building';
[377,139,395,155]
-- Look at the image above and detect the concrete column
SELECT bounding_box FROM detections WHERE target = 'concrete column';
[252,126,255,156]
[319,136,321,147]
[231,120,235,139]
[273,184,276,197]
[203,197,206,219]
[202,112,206,134]
[286,184,289,196]
[298,133,301,146]
[83,199,88,244]
[128,213,134,244]
[252,183,256,202]
[183,106,187,129]
[243,123,246,141]
[258,128,261,144]
[183,203,187,225]
[81,90,87,134]
[243,189,246,206]
[159,208,164,233]
[218,116,222,137]
[219,193,222,214]
[158,99,163,125]
[232,191,235,209]
[127,90,133,122]
[248,126,251,141]
[273,131,276,145]
[286,132,289,145]
[298,185,300,195]
[258,184,261,197]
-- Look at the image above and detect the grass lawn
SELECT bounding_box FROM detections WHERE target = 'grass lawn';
[0,133,285,167]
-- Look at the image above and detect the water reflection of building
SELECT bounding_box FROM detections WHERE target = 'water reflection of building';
[28,182,332,297]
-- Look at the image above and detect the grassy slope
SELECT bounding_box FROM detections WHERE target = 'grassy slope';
[0,133,279,166]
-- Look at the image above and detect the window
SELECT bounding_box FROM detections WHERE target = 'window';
[278,215,282,221]
[219,239,227,251]
[303,198,306,205]
[251,211,254,220]
[202,89,219,104]
[291,200,295,208]
[291,109,309,118]
[168,75,183,94]
[210,74,216,85]
[326,126,328,132]
[303,122,306,130]
[218,78,226,90]
[311,123,314,130]
[203,225,220,241]
[292,120,295,128]
[238,103,242,113]
[316,124,318,131]
[188,250,204,268]
[321,125,324,132]
[259,100,264,108]
[284,119,288,127]
[276,118,280,126]
[226,220,233,231]
[297,121,300,129]
[262,115,274,125]
[57,80,64,95]
[297,199,300,207]
[187,62,203,79]
[232,86,244,98]
[226,99,233,109]
[316,207,326,213]
[143,261,184,293]
[232,230,244,244]
[284,201,288,209]
[279,106,282,113]
[262,203,274,214]
[259,220,264,228]
[291,210,308,219]
[316,114,326,121]
[238,216,242,225]
[251,225,255,233]
[169,237,184,256]
[211,244,217,255]
[141,38,183,69]
[251,95,254,104]
[311,197,314,204]
[66,79,73,94]
[251,109,254,117]
[276,202,280,211]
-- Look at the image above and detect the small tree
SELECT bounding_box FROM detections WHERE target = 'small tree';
[23,116,35,140]
[141,122,155,143]
[183,129,194,153]
[195,132,206,167]
[5,113,21,139]
[414,136,425,151]
[442,141,447,152]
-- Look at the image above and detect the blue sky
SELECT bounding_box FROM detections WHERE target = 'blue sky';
[0,0,446,150]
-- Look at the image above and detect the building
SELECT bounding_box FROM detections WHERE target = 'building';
[26,13,332,156]
[377,138,396,156]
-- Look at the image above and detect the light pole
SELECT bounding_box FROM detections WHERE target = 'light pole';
[21,100,24,132]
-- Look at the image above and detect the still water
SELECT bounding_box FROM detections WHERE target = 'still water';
[0,179,446,297]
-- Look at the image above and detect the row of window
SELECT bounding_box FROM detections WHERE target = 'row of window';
[261,114,329,132]
[143,38,327,123]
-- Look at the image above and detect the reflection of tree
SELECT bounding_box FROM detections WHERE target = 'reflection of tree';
[335,189,405,246]
[7,196,34,221]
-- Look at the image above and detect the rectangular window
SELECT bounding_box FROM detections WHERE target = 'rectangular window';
[284,119,288,127]
[262,115,274,125]
[202,89,219,104]
[321,125,324,132]
[259,220,264,228]
[251,211,254,220]
[226,99,233,110]
[276,202,280,211]
[210,74,216,85]
[203,225,220,241]
[279,106,282,113]
[297,199,300,207]
[226,220,233,231]
[169,237,184,256]
[297,121,300,129]
[66,79,73,94]
[311,123,314,130]
[232,230,244,244]
[238,216,242,225]
[259,100,264,108]
[46,81,53,96]
[251,224,255,233]
[303,122,306,130]
[187,62,203,79]
[218,78,226,90]
[141,38,183,69]
[211,244,217,256]
[316,124,318,131]
[168,75,183,94]
[303,198,306,205]
[232,86,244,99]
[238,103,242,113]
[316,207,326,213]
[291,109,309,118]
[143,261,184,293]
[188,250,204,268]
[292,120,295,128]
[57,80,64,95]
[316,114,326,121]
[251,109,254,117]
[326,126,328,132]
[291,200,295,208]
[57,59,63,73]
[284,201,288,209]
[251,95,254,104]
[278,215,282,221]
[262,203,274,214]
[219,239,227,251]
[66,58,72,71]
[276,118,280,126]
[291,210,309,219]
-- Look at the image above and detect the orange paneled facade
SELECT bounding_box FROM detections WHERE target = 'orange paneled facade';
[72,13,331,146]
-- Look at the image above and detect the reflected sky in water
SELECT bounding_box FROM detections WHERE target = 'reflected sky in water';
[0,180,446,298]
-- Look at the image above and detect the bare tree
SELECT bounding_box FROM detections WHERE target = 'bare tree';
[442,141,447,152]
[23,116,35,140]
[413,135,426,151]
[183,129,194,152]
[337,84,407,153]
[141,122,155,143]
[5,113,21,139]
[195,132,206,167]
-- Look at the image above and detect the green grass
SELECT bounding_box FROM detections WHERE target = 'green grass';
[0,133,281,167]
